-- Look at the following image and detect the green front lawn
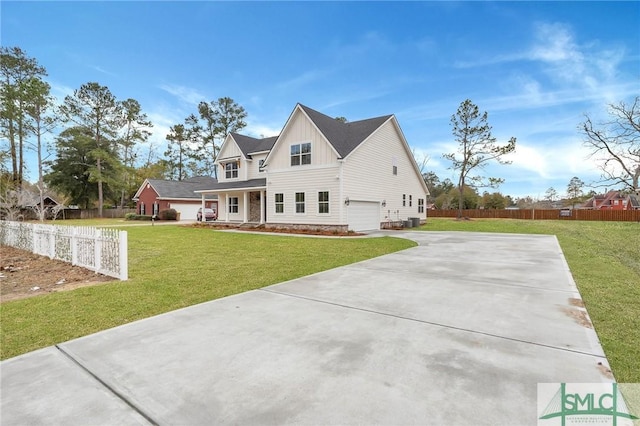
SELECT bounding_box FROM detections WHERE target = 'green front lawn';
[2,219,637,382]
[420,218,640,382]
[0,227,414,360]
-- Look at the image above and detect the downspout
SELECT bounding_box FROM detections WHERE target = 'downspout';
[338,159,345,226]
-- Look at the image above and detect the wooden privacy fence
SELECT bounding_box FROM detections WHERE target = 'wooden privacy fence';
[427,209,640,222]
[61,208,136,220]
[0,221,128,280]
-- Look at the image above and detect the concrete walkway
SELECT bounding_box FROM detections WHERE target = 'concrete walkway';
[0,231,611,425]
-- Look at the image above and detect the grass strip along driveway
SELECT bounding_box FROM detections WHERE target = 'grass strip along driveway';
[421,218,639,383]
[0,227,413,360]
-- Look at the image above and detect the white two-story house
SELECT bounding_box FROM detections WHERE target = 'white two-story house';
[196,104,429,232]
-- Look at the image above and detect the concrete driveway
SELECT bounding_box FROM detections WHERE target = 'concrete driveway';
[0,231,611,425]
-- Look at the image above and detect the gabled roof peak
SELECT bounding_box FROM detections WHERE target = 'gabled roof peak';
[297,104,392,158]
[230,133,278,158]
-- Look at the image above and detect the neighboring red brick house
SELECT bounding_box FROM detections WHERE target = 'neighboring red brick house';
[132,176,218,220]
[581,190,640,210]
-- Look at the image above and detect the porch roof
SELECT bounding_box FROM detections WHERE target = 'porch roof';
[194,178,267,194]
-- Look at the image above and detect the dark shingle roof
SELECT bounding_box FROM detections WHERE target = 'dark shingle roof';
[231,133,278,158]
[195,178,267,192]
[298,104,392,158]
[146,177,218,200]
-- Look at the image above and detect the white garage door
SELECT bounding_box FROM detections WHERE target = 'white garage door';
[347,201,381,231]
[169,203,201,221]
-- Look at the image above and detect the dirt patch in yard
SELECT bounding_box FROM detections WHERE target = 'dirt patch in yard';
[0,245,115,303]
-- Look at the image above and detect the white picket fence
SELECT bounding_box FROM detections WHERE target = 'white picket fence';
[0,221,128,280]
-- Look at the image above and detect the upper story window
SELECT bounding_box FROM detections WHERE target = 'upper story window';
[259,159,265,172]
[291,143,311,166]
[225,162,238,179]
[393,165,397,175]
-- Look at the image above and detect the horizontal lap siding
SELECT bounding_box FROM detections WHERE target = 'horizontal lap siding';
[267,167,341,224]
[219,192,248,221]
[343,120,427,223]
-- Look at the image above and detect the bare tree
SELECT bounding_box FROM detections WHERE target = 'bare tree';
[581,96,640,194]
[443,99,516,218]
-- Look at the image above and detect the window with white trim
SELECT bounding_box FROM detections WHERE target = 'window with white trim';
[225,162,238,179]
[295,192,305,213]
[318,191,329,214]
[291,143,311,166]
[259,159,264,172]
[275,193,284,213]
[228,197,239,213]
[418,198,425,213]
[409,195,412,207]
[402,194,406,207]
[393,165,397,175]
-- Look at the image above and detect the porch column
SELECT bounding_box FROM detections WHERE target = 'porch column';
[260,190,265,224]
[243,192,249,223]
[225,193,229,222]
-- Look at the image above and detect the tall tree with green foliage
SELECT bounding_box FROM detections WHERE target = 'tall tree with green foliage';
[545,187,558,204]
[566,176,585,208]
[45,127,100,209]
[581,96,640,195]
[23,77,56,220]
[118,98,152,207]
[188,97,247,178]
[0,47,47,187]
[58,82,123,216]
[443,99,516,218]
[165,124,197,180]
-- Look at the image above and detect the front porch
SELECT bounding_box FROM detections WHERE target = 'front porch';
[195,179,267,225]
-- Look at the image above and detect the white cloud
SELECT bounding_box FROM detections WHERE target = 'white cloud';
[244,123,281,139]
[158,83,207,106]
[276,69,328,91]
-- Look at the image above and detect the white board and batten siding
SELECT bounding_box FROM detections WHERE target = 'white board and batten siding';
[342,118,428,226]
[247,152,268,180]
[217,137,243,182]
[267,110,339,171]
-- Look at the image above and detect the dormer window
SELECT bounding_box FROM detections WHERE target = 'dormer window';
[291,143,311,166]
[225,162,238,179]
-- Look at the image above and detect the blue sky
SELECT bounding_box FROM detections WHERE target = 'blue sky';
[3,1,639,198]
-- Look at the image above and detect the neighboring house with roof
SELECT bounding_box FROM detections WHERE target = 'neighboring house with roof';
[132,176,218,220]
[581,190,640,210]
[195,103,429,231]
